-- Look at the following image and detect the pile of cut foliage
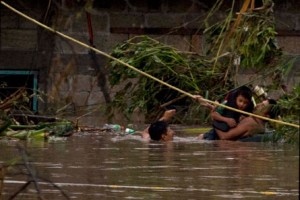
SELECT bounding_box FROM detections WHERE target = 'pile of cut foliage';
[0,88,74,141]
[108,35,231,122]
[0,117,74,141]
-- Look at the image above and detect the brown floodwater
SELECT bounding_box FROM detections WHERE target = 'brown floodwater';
[0,130,299,200]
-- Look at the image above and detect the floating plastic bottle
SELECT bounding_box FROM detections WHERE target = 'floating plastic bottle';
[102,124,135,134]
[124,127,135,134]
[103,124,122,132]
[124,124,136,134]
[253,85,268,106]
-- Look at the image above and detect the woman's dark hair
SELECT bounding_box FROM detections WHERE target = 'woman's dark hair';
[148,121,168,141]
[227,86,254,113]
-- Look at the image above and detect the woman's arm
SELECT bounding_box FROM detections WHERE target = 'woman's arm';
[215,123,248,140]
[211,111,237,127]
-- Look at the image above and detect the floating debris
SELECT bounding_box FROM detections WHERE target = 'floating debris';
[0,88,75,141]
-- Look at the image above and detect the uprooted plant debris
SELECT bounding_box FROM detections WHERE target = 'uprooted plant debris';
[0,88,75,141]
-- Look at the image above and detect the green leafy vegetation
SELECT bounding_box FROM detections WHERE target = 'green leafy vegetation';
[106,0,299,142]
[273,85,300,144]
[108,36,232,122]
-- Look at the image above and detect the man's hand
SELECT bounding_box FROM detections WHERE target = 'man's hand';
[226,118,237,127]
[160,109,176,122]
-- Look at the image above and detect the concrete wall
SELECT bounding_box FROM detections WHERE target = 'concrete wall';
[0,0,299,127]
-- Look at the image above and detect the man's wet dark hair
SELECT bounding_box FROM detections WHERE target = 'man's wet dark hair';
[267,99,280,119]
[148,120,168,141]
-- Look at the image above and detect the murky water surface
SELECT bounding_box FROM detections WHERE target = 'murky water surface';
[0,130,299,199]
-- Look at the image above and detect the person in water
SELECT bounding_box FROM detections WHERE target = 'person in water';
[198,86,254,140]
[198,98,280,141]
[142,109,176,142]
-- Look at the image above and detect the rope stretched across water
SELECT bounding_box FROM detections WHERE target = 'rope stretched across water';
[1,1,299,129]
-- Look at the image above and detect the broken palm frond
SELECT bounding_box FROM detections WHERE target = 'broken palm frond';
[1,1,299,131]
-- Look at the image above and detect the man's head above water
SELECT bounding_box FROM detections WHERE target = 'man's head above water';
[148,120,175,141]
[254,98,280,119]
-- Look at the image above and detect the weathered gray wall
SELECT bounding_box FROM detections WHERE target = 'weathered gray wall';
[0,0,299,127]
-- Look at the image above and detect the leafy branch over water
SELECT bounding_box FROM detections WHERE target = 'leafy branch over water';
[273,86,300,143]
[108,35,230,121]
[106,0,299,142]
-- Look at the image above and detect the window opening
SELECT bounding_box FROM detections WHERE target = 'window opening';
[0,70,38,112]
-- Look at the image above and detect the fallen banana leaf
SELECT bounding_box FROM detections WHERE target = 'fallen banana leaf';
[5,130,30,140]
[4,128,50,140]
[27,128,49,137]
[29,132,49,140]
